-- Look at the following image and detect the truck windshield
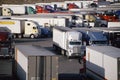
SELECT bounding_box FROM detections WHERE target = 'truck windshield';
[92,41,107,45]
[69,41,81,45]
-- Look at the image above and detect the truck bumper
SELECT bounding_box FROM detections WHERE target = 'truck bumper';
[70,53,81,58]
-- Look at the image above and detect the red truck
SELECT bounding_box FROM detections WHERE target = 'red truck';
[98,12,119,22]
[0,27,13,57]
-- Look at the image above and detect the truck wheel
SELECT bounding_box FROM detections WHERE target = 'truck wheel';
[30,34,35,39]
[13,35,17,38]
[18,35,22,38]
[66,52,70,58]
[61,49,65,55]
[53,45,57,51]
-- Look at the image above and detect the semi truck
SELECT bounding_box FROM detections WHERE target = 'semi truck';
[2,4,36,15]
[0,27,13,57]
[0,19,41,38]
[85,46,120,80]
[73,28,108,46]
[53,26,83,58]
[94,27,120,47]
[0,6,12,16]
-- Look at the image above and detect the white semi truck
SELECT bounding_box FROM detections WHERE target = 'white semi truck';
[2,4,36,15]
[86,46,120,80]
[0,6,12,16]
[0,19,41,38]
[53,26,83,57]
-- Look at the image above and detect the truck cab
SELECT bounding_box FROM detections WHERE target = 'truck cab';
[2,7,12,16]
[24,20,41,38]
[73,28,108,46]
[66,31,82,57]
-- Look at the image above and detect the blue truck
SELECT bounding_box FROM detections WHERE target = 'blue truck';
[73,28,108,46]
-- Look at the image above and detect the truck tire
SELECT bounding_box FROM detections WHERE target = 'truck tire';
[13,35,17,38]
[18,35,22,38]
[66,51,70,58]
[30,34,35,39]
[61,49,65,56]
[53,45,57,51]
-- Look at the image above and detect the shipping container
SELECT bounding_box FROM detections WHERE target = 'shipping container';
[86,46,120,80]
[15,45,58,80]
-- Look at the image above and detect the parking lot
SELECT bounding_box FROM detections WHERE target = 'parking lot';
[0,38,84,80]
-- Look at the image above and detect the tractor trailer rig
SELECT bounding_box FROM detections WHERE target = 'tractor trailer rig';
[0,19,41,38]
[53,26,83,58]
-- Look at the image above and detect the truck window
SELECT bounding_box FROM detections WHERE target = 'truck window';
[69,41,81,45]
[33,27,36,29]
[92,41,107,44]
[27,23,30,26]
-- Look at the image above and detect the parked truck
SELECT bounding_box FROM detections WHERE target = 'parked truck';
[85,46,120,80]
[73,28,108,46]
[2,4,36,15]
[94,27,120,47]
[53,26,83,58]
[0,27,13,57]
[11,15,69,28]
[0,6,12,16]
[0,19,41,38]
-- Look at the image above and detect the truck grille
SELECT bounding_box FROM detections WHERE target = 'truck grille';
[73,47,81,53]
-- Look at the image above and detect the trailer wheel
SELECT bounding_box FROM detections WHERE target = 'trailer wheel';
[30,34,35,39]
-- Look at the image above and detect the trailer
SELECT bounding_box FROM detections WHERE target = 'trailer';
[15,45,58,80]
[0,27,13,57]
[11,15,69,28]
[86,46,120,80]
[0,19,41,38]
[53,26,83,58]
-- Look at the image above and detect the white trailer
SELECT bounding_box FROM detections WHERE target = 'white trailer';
[53,26,83,57]
[11,15,69,28]
[107,22,120,28]
[0,19,41,38]
[86,46,120,80]
[15,45,58,80]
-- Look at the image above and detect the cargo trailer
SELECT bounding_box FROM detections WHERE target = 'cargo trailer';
[86,46,120,80]
[15,45,58,80]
